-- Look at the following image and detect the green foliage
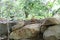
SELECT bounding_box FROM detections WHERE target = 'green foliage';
[58,0,60,4]
[0,0,60,20]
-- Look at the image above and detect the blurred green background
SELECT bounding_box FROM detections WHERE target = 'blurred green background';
[0,0,60,20]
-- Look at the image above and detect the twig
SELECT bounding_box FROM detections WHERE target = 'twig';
[40,19,47,32]
[7,20,10,40]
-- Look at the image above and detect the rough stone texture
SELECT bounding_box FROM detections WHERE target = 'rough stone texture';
[43,18,60,25]
[12,20,25,31]
[40,17,60,33]
[1,16,60,40]
[9,17,60,40]
[39,18,60,33]
[9,23,41,40]
[0,21,16,35]
[43,25,60,40]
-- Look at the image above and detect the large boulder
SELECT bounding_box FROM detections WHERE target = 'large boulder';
[43,25,60,40]
[9,23,41,40]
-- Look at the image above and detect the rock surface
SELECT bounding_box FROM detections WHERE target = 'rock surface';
[12,20,25,31]
[9,17,60,40]
[9,23,41,39]
[43,18,60,25]
[1,16,60,40]
[43,25,60,40]
[0,20,16,35]
[39,17,60,33]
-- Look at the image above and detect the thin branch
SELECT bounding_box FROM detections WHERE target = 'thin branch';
[7,20,10,40]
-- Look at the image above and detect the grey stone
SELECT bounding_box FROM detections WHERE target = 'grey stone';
[0,21,16,35]
[9,23,41,40]
[43,25,60,40]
